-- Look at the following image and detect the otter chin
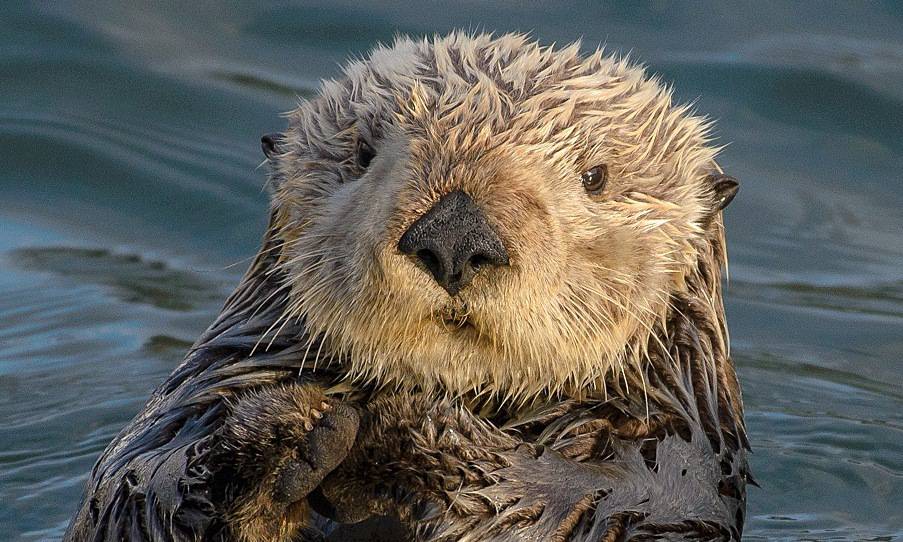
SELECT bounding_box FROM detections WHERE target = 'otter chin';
[67,32,749,542]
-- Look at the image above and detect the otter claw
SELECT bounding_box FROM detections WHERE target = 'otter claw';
[303,419,314,432]
[320,401,331,411]
[311,409,323,420]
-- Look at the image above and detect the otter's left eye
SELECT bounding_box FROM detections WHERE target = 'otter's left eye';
[581,165,608,195]
[357,140,376,170]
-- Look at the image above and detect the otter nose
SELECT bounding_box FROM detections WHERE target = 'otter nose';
[398,190,509,296]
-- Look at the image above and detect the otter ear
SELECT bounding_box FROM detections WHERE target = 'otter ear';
[708,173,739,211]
[261,133,283,159]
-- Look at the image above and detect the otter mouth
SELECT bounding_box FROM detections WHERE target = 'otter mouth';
[435,304,476,333]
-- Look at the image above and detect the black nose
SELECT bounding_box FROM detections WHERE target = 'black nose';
[398,190,509,296]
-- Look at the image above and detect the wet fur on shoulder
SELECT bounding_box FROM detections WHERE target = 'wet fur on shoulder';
[65,32,749,542]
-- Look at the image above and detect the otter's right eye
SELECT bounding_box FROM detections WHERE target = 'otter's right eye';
[356,140,376,170]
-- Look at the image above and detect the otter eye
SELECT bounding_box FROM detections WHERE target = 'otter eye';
[356,140,376,170]
[581,164,608,195]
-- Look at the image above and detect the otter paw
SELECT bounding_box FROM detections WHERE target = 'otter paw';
[291,525,327,542]
[215,384,360,508]
[272,402,360,506]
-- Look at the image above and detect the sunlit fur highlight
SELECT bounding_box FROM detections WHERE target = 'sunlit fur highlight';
[263,32,726,405]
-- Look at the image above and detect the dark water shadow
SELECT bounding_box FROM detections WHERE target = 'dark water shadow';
[7,247,227,312]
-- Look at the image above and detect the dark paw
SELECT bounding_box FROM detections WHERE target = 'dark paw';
[214,385,361,516]
[292,525,327,542]
[273,402,360,505]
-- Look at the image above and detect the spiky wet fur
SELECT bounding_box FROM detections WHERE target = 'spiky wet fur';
[66,33,749,541]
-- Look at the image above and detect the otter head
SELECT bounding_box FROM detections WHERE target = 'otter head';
[263,33,737,402]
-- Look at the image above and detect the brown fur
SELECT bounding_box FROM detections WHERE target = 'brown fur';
[65,33,748,542]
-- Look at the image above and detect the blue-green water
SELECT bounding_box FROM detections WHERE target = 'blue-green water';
[1,3,901,540]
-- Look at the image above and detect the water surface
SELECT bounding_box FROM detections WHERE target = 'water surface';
[1,3,901,540]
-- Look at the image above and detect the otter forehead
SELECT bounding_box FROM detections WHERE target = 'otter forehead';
[285,32,715,200]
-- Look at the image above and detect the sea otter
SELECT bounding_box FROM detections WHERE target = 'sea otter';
[65,33,749,541]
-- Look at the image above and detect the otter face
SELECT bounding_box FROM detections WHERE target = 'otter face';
[266,33,730,401]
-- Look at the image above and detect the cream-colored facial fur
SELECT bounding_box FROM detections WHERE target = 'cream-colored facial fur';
[265,32,723,404]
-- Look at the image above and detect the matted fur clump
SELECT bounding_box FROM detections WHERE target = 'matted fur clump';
[66,32,749,542]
